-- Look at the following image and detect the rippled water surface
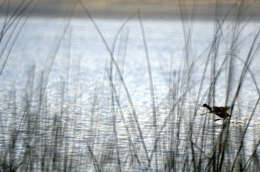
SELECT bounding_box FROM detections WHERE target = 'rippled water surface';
[0,17,260,171]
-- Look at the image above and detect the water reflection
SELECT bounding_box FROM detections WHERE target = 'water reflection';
[0,17,260,171]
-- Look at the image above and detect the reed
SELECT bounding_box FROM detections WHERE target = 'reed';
[0,0,260,171]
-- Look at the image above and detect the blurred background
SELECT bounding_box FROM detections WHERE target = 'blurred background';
[1,0,260,19]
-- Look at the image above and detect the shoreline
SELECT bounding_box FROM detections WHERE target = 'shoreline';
[1,2,260,20]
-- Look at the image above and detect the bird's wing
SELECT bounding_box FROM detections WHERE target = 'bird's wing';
[213,106,230,112]
[219,107,230,112]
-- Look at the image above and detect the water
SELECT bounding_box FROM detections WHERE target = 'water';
[0,16,260,171]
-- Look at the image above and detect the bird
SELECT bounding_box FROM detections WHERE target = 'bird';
[202,104,231,120]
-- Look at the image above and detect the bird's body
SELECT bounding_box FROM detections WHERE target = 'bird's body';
[202,104,230,119]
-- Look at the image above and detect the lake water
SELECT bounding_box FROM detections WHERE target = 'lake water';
[0,16,260,171]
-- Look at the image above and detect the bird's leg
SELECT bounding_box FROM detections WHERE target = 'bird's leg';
[200,112,209,116]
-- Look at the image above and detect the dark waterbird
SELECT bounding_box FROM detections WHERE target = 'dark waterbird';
[202,104,231,120]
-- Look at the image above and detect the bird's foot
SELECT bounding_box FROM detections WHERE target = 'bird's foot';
[200,112,208,116]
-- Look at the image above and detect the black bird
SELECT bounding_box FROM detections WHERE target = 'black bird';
[202,104,230,119]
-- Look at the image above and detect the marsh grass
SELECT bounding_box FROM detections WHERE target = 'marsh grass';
[0,0,260,171]
[0,0,36,75]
